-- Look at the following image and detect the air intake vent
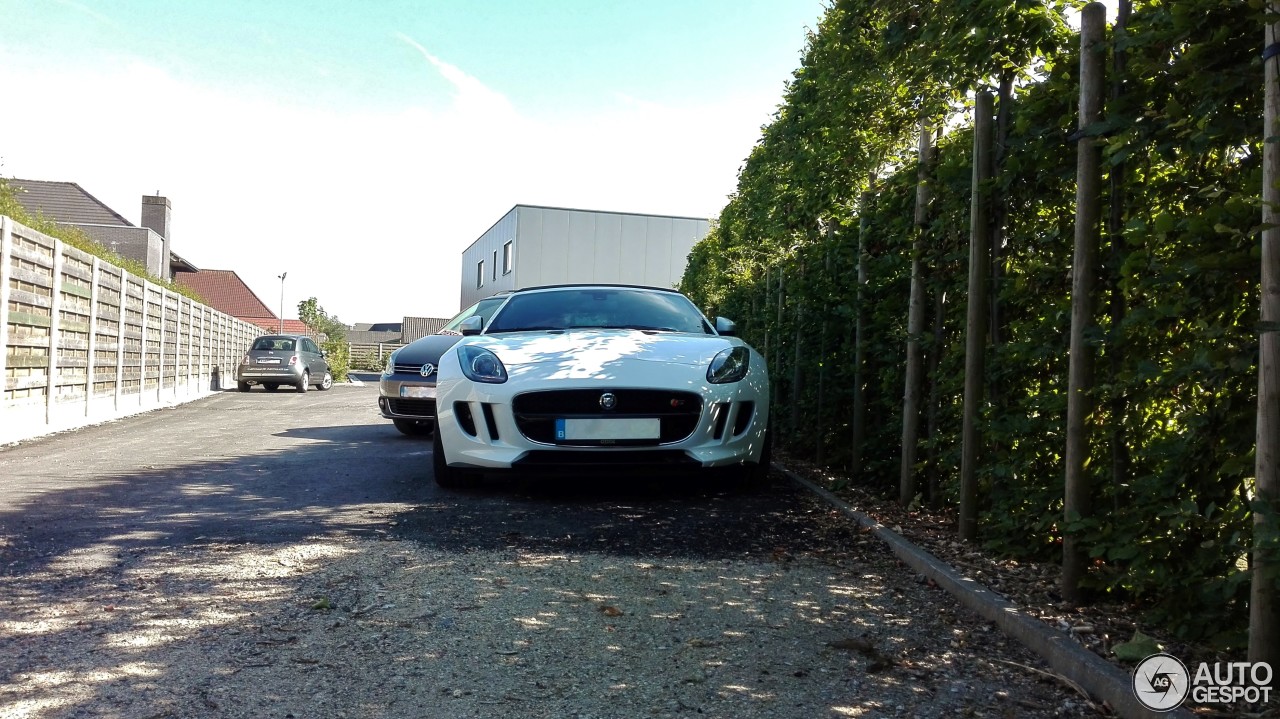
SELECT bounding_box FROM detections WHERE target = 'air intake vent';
[732,402,755,436]
[454,401,477,437]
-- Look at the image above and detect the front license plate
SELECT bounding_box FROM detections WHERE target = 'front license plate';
[555,417,661,441]
[400,386,435,399]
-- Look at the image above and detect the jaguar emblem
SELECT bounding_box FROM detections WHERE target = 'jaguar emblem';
[599,392,617,411]
[419,364,435,377]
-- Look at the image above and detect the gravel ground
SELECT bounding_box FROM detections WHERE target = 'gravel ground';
[0,473,1106,719]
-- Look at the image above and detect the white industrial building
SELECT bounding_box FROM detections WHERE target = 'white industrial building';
[459,205,710,309]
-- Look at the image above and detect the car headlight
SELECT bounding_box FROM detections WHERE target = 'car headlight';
[708,347,750,384]
[383,352,396,376]
[458,345,508,384]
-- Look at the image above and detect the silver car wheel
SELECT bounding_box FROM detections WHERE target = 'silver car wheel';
[318,371,334,391]
[297,371,309,393]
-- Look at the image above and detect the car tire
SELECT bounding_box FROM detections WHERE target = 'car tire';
[317,371,334,391]
[394,419,433,437]
[264,383,280,392]
[237,381,251,392]
[433,429,467,488]
[296,371,309,393]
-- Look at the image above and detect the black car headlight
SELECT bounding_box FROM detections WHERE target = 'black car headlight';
[459,345,508,384]
[708,347,750,384]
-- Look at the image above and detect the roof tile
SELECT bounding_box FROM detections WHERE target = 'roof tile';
[175,269,275,318]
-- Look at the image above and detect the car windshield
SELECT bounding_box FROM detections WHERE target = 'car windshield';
[439,297,506,335]
[252,338,295,351]
[484,288,712,334]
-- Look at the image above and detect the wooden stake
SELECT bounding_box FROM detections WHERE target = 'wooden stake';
[960,93,994,542]
[1063,2,1106,604]
[901,118,934,506]
[1250,0,1280,667]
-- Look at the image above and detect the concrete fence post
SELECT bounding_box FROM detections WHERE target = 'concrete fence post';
[185,297,194,395]
[46,241,64,423]
[86,256,101,417]
[0,218,13,409]
[157,287,167,403]
[115,270,127,411]
[138,279,149,407]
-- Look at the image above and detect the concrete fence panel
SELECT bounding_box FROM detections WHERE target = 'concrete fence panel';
[0,215,262,445]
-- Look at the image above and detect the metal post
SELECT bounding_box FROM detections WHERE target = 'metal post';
[278,272,287,333]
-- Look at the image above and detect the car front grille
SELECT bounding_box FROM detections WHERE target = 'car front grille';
[393,362,436,377]
[512,389,702,446]
[386,398,436,418]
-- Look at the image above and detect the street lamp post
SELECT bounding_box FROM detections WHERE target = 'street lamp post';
[278,272,287,333]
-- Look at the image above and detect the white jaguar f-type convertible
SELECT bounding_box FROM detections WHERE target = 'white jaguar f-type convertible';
[431,284,771,487]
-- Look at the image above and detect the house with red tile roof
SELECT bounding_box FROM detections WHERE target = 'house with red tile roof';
[174,269,312,335]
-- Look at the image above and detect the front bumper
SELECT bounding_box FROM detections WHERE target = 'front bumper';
[435,377,769,473]
[378,374,437,420]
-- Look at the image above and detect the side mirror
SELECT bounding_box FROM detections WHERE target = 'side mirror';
[459,316,484,336]
[715,317,737,336]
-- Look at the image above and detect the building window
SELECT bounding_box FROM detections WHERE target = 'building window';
[492,250,498,281]
[503,241,513,274]
[477,260,485,288]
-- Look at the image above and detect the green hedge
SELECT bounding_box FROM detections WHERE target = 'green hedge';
[681,0,1263,648]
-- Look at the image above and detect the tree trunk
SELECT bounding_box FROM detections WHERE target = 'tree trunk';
[960,93,994,542]
[791,262,804,440]
[1250,0,1280,667]
[1063,2,1106,605]
[851,187,872,477]
[926,287,946,508]
[775,270,786,416]
[762,267,771,367]
[817,240,834,466]
[900,119,933,506]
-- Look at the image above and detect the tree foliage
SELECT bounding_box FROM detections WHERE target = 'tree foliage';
[298,297,350,381]
[681,0,1265,648]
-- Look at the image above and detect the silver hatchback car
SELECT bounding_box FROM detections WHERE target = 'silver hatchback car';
[236,335,334,393]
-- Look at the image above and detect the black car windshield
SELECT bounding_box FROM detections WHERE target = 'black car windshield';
[485,288,712,334]
[253,338,294,351]
[439,296,506,335]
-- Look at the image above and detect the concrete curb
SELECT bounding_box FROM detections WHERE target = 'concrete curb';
[781,466,1193,719]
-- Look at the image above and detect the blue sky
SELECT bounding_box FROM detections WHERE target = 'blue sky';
[0,0,825,322]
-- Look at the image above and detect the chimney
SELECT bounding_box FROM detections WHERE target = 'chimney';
[141,195,172,281]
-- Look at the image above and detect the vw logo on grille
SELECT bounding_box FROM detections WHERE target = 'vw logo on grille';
[599,392,617,411]
[419,364,435,377]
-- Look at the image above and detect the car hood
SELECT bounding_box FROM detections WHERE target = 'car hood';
[395,334,466,365]
[470,330,740,369]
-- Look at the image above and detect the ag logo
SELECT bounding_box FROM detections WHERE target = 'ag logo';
[1133,653,1190,711]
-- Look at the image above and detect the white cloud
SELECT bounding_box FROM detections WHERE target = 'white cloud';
[0,45,776,323]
